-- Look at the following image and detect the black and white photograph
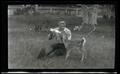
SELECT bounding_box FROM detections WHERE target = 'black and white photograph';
[8,4,115,69]
[1,72,117,74]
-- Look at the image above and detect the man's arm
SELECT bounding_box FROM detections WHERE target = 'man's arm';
[64,28,72,40]
[50,28,61,33]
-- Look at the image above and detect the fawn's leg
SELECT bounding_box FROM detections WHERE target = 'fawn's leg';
[65,49,72,60]
[79,46,87,62]
[77,47,85,62]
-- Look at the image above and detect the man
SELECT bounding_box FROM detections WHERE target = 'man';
[52,21,71,42]
[47,21,72,56]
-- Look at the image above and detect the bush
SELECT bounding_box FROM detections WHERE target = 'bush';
[14,8,23,15]
[10,13,115,32]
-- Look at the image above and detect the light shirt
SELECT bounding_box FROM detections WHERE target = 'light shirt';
[50,27,72,40]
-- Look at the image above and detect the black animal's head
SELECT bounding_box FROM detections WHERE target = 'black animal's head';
[48,31,56,40]
[48,30,64,43]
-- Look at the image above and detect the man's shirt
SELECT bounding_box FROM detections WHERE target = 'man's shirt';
[52,27,72,40]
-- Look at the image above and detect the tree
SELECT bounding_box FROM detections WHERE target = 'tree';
[78,5,100,36]
[102,5,115,19]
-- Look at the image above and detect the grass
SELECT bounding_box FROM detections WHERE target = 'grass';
[8,14,115,69]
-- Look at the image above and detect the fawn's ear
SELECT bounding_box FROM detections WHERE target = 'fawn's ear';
[48,32,53,40]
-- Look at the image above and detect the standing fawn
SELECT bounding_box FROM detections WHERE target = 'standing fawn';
[63,35,86,62]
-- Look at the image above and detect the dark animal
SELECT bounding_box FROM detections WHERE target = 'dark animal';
[47,30,66,56]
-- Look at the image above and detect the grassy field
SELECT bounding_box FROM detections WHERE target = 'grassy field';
[8,14,115,69]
